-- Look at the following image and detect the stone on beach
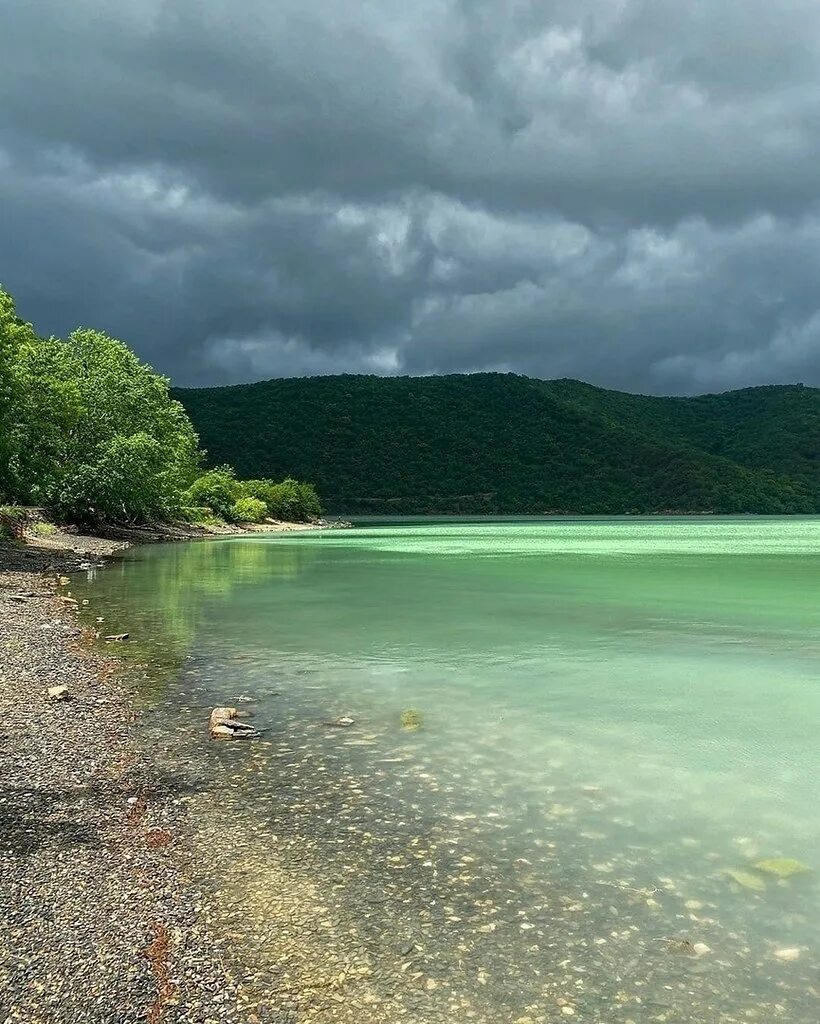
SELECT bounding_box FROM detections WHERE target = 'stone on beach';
[47,684,70,701]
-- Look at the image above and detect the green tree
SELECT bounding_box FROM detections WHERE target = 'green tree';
[0,289,60,501]
[1,287,202,522]
[54,432,186,524]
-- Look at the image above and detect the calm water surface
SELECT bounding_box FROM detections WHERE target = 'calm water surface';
[79,518,820,1021]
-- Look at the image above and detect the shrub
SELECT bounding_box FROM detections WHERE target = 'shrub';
[0,505,27,540]
[185,467,240,520]
[237,477,321,522]
[31,521,57,537]
[180,505,222,526]
[230,496,268,523]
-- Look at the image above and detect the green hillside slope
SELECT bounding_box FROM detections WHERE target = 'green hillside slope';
[174,375,820,514]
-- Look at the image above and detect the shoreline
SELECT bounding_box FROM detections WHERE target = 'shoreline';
[4,524,817,1023]
[0,534,250,1022]
[0,523,330,1024]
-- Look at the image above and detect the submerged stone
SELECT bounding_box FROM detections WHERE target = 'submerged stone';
[726,869,766,892]
[325,716,355,728]
[400,708,422,731]
[753,858,810,879]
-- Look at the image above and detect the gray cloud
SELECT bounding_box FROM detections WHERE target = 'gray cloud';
[2,0,820,392]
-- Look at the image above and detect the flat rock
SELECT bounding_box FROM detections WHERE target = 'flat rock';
[754,858,810,879]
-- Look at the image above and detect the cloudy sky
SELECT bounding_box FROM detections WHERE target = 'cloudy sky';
[2,0,820,393]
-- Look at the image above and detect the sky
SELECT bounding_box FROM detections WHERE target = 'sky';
[2,0,820,394]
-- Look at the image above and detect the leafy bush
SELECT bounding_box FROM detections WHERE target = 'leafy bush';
[267,478,322,521]
[180,505,222,526]
[237,477,321,522]
[30,521,57,537]
[231,496,268,523]
[184,467,240,520]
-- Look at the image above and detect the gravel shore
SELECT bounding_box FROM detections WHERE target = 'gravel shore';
[0,534,261,1024]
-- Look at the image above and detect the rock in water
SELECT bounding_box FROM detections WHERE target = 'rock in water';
[774,947,801,961]
[209,706,237,729]
[726,869,766,892]
[208,706,257,739]
[754,858,810,879]
[104,632,130,642]
[400,708,422,731]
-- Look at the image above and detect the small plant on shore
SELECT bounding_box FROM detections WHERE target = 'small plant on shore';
[180,505,223,527]
[0,505,27,540]
[240,477,321,522]
[30,521,57,537]
[231,495,268,523]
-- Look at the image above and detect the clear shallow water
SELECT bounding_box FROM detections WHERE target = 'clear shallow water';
[77,518,820,1021]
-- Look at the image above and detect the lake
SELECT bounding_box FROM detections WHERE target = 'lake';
[77,517,820,1022]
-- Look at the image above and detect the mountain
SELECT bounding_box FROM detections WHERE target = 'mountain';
[173,375,820,514]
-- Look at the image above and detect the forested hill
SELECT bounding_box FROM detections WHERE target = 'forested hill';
[174,375,820,514]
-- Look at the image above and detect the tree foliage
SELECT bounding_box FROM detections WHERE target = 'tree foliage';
[0,286,320,525]
[0,288,202,524]
[176,373,820,515]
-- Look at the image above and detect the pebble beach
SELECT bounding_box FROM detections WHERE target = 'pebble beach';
[0,533,266,1024]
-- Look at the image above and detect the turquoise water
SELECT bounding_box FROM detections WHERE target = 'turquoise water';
[78,518,820,1021]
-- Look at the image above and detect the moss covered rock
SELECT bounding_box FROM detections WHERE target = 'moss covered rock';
[400,708,422,731]
[754,858,810,879]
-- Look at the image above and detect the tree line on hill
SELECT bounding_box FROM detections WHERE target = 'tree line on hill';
[176,373,820,515]
[0,287,320,528]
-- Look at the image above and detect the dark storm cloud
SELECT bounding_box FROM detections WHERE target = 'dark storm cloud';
[2,0,820,391]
